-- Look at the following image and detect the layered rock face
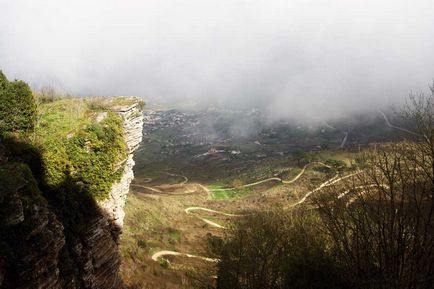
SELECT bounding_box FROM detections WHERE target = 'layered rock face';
[99,98,144,228]
[67,97,144,289]
[0,163,65,289]
[0,97,144,289]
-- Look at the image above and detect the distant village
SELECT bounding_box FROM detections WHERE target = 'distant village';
[141,109,399,162]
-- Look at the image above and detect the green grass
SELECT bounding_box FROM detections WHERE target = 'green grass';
[37,98,92,141]
[87,96,145,110]
[211,187,252,200]
[212,190,234,199]
[317,151,356,167]
[208,181,226,190]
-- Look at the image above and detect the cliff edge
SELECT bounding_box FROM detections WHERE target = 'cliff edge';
[98,97,144,229]
[0,94,144,289]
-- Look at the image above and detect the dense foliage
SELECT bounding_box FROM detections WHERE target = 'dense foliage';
[0,71,36,133]
[0,70,129,215]
[63,112,127,199]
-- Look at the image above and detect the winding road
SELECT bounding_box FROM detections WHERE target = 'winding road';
[146,113,411,268]
[131,173,192,195]
[151,250,219,263]
[338,183,390,205]
[150,167,361,265]
[324,122,349,149]
[339,132,349,149]
[150,163,343,264]
[166,172,188,185]
[287,171,361,208]
[185,207,243,229]
[211,162,332,192]
[379,110,418,135]
[131,184,163,193]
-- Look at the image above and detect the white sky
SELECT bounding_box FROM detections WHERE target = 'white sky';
[1,0,433,121]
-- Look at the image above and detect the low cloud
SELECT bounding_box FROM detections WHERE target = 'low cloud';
[1,0,433,122]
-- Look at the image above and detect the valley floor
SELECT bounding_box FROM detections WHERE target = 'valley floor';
[120,157,355,288]
[119,108,400,288]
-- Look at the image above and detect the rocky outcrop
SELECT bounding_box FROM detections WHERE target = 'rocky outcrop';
[69,217,123,289]
[98,97,144,228]
[70,97,144,289]
[0,96,144,289]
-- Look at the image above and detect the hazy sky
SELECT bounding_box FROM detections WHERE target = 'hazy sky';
[1,0,433,121]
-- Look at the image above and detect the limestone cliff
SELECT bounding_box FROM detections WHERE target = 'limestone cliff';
[66,97,144,289]
[0,97,144,289]
[99,98,144,229]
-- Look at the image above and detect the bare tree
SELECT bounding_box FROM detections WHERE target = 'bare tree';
[315,86,434,289]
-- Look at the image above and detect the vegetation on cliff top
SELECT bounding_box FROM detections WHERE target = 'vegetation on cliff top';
[36,98,127,199]
[0,71,128,201]
[0,71,36,134]
[0,71,142,288]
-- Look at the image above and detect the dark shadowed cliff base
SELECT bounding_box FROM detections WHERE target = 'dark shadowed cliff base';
[0,128,124,289]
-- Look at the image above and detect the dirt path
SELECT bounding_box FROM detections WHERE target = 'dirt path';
[166,172,188,185]
[338,183,390,205]
[211,177,282,191]
[185,207,241,217]
[212,162,332,191]
[339,131,349,148]
[282,162,332,184]
[324,122,349,149]
[131,184,163,193]
[197,184,213,199]
[151,250,219,263]
[288,171,361,208]
[337,184,378,199]
[379,110,418,135]
[142,177,153,183]
[148,163,346,265]
[185,207,241,229]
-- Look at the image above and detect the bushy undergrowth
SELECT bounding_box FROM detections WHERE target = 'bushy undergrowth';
[1,70,128,201]
[39,107,127,200]
[0,71,36,133]
[63,112,127,199]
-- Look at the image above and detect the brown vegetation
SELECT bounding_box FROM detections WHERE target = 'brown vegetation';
[214,87,434,289]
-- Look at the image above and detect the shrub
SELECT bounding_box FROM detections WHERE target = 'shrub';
[63,111,127,200]
[41,139,70,187]
[36,99,128,200]
[0,71,36,133]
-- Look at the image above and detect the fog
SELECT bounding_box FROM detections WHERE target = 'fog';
[1,0,433,122]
